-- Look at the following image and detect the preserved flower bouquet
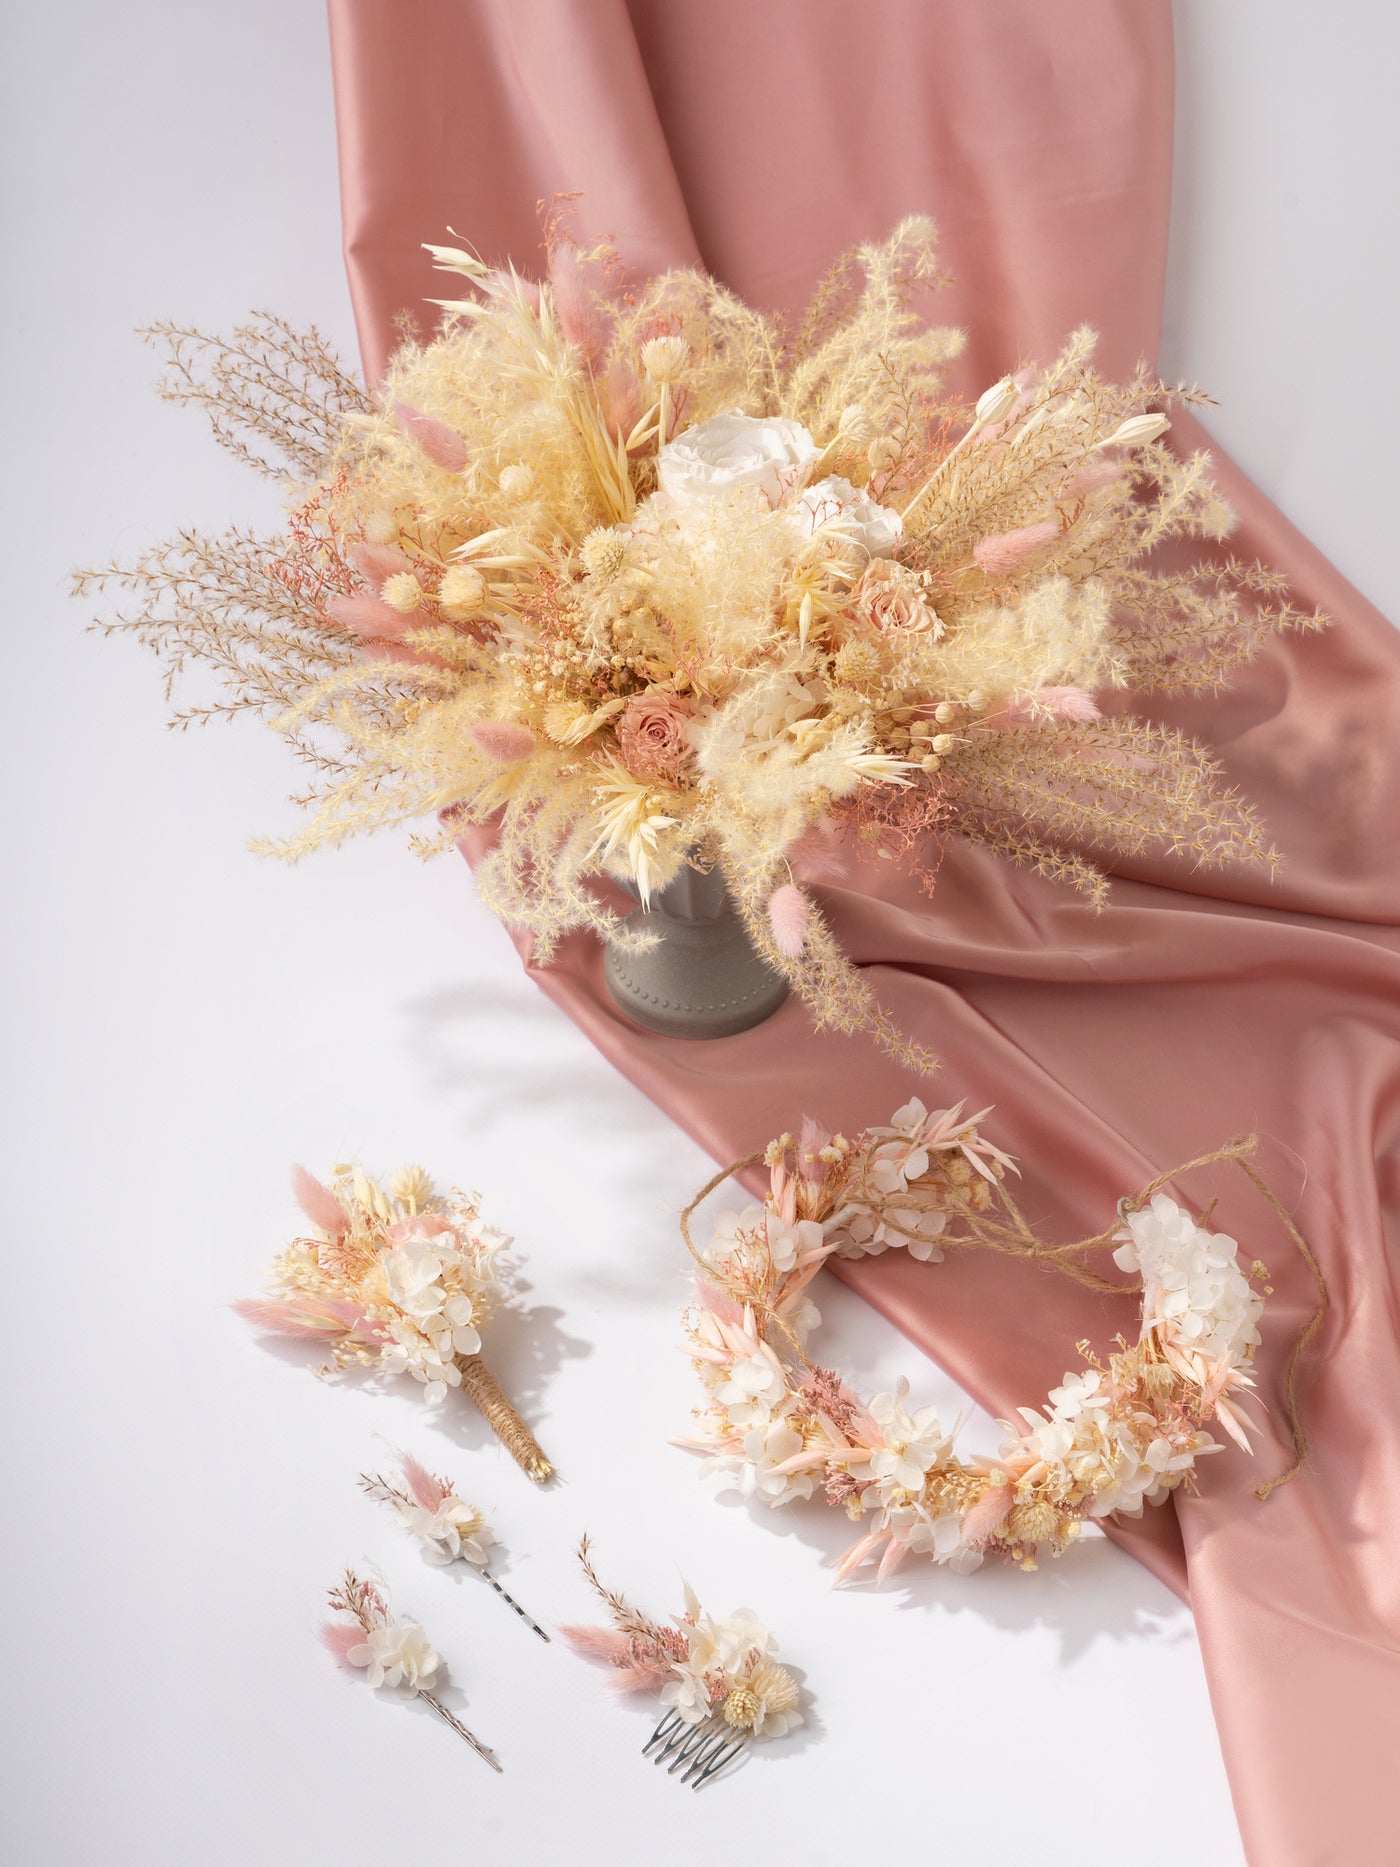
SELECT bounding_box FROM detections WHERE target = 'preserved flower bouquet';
[81,218,1320,1065]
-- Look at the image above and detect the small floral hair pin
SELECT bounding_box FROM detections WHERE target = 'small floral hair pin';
[360,1445,549,1642]
[562,1539,803,1788]
[321,1568,502,1772]
[236,1162,555,1482]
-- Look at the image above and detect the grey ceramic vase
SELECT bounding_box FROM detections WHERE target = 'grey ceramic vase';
[603,865,788,1038]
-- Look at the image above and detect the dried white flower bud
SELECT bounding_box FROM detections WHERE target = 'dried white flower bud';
[974,375,1018,425]
[640,335,689,383]
[498,462,534,501]
[1098,412,1170,449]
[439,564,488,620]
[933,701,957,724]
[839,404,876,445]
[380,571,425,614]
[965,689,987,712]
[866,435,901,473]
[421,241,487,277]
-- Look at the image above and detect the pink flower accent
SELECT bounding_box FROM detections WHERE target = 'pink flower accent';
[615,693,694,779]
[548,244,614,369]
[320,1622,364,1665]
[385,1212,455,1244]
[290,1164,349,1237]
[350,542,415,585]
[852,560,941,635]
[962,1481,1016,1546]
[972,520,1060,577]
[1006,686,1102,725]
[399,1449,447,1512]
[469,720,536,763]
[232,1295,370,1339]
[327,592,408,640]
[392,401,467,473]
[605,362,642,442]
[1069,456,1124,497]
[767,883,811,958]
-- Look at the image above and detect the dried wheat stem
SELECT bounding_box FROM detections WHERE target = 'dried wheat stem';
[455,1353,555,1483]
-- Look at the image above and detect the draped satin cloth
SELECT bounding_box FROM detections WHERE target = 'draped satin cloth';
[327,5,1400,1859]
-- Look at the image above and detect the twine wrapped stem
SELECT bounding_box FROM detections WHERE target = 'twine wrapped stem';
[455,1353,555,1484]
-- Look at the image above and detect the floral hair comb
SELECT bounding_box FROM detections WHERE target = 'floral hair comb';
[236,1162,555,1481]
[360,1444,549,1641]
[322,1568,502,1772]
[562,1539,803,1788]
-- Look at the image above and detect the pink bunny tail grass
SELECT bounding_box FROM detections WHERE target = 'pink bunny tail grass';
[232,1297,342,1339]
[797,1114,833,1179]
[786,816,853,884]
[320,1622,363,1666]
[1069,455,1124,496]
[327,592,408,640]
[695,1282,745,1326]
[290,1164,350,1237]
[605,362,642,441]
[1008,685,1102,725]
[399,1448,447,1511]
[548,244,614,369]
[767,883,811,958]
[962,1482,1016,1546]
[560,1628,671,1692]
[469,720,536,763]
[393,401,468,473]
[350,542,416,585]
[972,520,1060,577]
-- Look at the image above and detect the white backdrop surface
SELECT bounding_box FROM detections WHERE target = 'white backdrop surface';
[3,4,1393,1864]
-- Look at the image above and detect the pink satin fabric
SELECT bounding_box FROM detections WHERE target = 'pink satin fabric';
[327,5,1400,1859]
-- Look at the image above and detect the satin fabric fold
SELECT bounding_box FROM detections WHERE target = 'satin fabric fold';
[327,5,1400,1859]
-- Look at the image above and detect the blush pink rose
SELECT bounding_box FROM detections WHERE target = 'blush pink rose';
[616,692,694,779]
[853,560,942,636]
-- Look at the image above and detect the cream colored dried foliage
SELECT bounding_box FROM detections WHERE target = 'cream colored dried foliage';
[78,222,1322,1070]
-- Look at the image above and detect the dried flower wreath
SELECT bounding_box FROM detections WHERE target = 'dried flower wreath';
[322,1567,502,1770]
[676,1103,1327,1581]
[236,1163,554,1482]
[562,1538,803,1787]
[79,217,1323,1070]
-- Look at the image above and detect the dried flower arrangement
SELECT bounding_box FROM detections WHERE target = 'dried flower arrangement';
[360,1445,549,1639]
[78,218,1322,1068]
[322,1567,502,1769]
[236,1163,554,1482]
[562,1538,802,1786]
[675,1103,1324,1581]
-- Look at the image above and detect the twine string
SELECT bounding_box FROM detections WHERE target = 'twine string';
[455,1353,556,1484]
[680,1132,1328,1499]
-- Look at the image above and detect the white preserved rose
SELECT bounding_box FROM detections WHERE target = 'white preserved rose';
[657,411,818,509]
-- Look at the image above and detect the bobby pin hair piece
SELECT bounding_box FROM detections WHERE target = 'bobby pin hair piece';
[359,1445,549,1641]
[321,1568,502,1772]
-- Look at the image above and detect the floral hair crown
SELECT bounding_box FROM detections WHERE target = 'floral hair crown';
[236,1162,554,1482]
[677,1101,1326,1582]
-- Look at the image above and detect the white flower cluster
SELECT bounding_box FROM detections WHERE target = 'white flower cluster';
[660,1589,803,1739]
[828,1098,994,1261]
[1113,1192,1263,1369]
[695,1322,818,1507]
[1008,1369,1205,1520]
[375,1208,508,1403]
[347,1619,441,1695]
[404,1494,494,1569]
[655,410,903,561]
